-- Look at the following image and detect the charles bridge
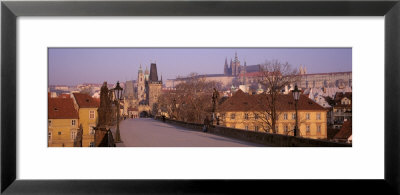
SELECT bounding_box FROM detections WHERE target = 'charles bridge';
[106,117,351,147]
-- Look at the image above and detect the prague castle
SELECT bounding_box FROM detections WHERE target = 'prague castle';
[123,63,163,117]
[166,52,352,92]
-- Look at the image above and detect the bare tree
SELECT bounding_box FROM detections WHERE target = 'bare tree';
[254,60,299,134]
[157,73,222,124]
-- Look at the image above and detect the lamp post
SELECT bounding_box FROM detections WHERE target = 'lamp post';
[292,85,301,137]
[114,81,123,143]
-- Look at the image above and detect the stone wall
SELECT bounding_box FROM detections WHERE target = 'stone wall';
[156,117,351,147]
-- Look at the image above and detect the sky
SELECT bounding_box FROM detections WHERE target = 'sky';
[48,48,352,86]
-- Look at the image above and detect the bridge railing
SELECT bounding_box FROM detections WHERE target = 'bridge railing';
[156,117,351,147]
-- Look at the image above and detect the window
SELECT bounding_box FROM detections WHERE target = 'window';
[89,126,95,135]
[254,114,259,119]
[230,113,236,119]
[89,110,95,119]
[306,125,311,133]
[71,131,77,140]
[71,119,76,126]
[283,113,288,120]
[89,142,95,147]
[48,132,52,141]
[230,124,235,128]
[317,125,321,135]
[58,132,61,135]
[245,126,249,130]
[292,113,296,120]
[306,113,310,120]
[316,113,321,120]
[275,126,279,133]
[284,125,289,133]
[244,113,249,120]
[48,120,51,126]
[255,126,259,132]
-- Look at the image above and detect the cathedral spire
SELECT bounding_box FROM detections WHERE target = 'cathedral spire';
[224,57,229,75]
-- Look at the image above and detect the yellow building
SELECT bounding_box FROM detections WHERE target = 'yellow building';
[72,93,99,147]
[217,90,328,139]
[48,97,80,147]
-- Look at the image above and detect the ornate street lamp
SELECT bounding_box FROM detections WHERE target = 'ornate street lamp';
[292,85,301,137]
[114,81,123,143]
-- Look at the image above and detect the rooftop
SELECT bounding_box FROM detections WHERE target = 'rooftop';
[48,97,79,119]
[218,89,326,112]
[73,93,100,108]
[333,120,352,139]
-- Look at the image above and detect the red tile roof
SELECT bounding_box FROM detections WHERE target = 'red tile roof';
[73,93,99,108]
[333,120,352,139]
[93,97,100,106]
[218,89,326,112]
[48,97,79,119]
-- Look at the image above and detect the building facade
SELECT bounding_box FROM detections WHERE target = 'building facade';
[48,96,80,147]
[72,93,99,147]
[217,90,328,139]
[331,92,352,129]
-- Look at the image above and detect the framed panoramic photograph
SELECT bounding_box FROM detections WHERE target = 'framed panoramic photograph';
[2,0,400,194]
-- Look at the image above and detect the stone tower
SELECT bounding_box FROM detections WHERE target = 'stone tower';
[242,61,247,85]
[148,63,162,115]
[137,64,146,102]
[144,65,150,81]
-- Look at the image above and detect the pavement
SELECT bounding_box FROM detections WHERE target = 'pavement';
[110,118,264,147]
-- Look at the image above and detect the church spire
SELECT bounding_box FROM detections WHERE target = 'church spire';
[138,64,143,74]
[224,57,229,75]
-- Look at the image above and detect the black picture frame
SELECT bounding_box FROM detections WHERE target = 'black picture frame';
[1,1,399,194]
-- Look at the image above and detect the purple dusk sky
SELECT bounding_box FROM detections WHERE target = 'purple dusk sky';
[48,48,352,86]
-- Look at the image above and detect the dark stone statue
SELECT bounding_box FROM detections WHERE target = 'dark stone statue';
[212,88,219,113]
[97,82,113,127]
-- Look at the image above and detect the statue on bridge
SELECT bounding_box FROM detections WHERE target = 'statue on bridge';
[212,88,219,113]
[211,88,219,123]
[97,82,113,128]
